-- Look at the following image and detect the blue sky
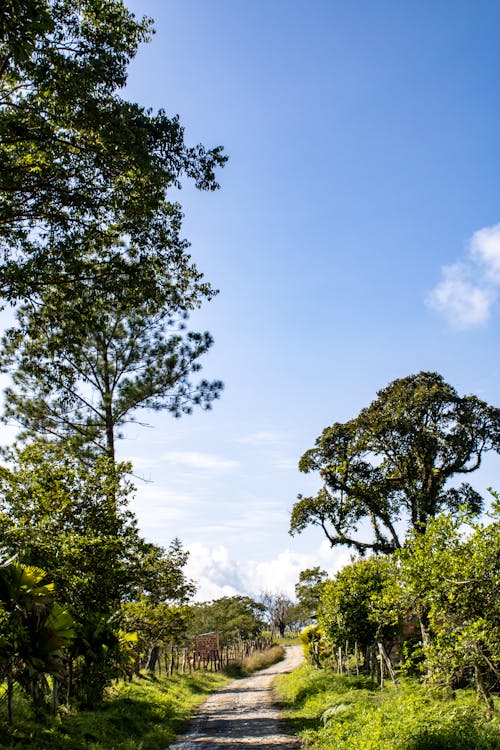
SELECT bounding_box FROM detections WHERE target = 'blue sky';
[104,1,500,598]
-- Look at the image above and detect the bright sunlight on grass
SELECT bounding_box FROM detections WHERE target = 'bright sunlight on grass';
[275,664,500,750]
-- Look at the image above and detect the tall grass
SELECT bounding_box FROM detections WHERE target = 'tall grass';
[275,664,500,750]
[223,644,285,677]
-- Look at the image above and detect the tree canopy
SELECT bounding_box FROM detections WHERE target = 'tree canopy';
[0,0,226,301]
[188,596,266,645]
[291,372,500,554]
[0,256,222,460]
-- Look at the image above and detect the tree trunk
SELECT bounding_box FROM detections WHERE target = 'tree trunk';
[145,644,161,673]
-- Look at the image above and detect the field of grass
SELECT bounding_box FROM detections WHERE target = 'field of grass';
[274,664,500,750]
[0,646,285,749]
[0,671,230,749]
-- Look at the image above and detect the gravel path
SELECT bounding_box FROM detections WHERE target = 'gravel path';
[169,645,304,750]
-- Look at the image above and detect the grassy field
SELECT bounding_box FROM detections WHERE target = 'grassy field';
[0,646,286,749]
[274,664,500,750]
[0,671,229,749]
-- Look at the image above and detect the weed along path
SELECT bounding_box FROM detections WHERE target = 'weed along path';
[170,645,304,750]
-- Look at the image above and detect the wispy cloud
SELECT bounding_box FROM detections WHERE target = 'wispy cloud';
[236,431,283,446]
[161,451,239,472]
[427,223,500,328]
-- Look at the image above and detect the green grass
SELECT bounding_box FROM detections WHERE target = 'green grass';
[275,664,500,750]
[0,671,230,749]
[0,646,287,749]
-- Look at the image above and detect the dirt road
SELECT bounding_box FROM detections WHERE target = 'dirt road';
[169,645,304,750]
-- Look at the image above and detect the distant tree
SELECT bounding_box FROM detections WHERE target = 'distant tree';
[121,538,195,674]
[291,372,500,554]
[295,567,328,625]
[188,596,266,645]
[261,591,297,638]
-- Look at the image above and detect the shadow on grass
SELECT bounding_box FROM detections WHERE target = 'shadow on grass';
[0,673,227,750]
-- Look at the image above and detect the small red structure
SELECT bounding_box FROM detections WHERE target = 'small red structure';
[195,632,220,657]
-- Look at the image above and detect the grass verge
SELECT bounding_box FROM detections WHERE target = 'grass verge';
[274,664,500,750]
[0,646,286,749]
[0,671,230,749]
[223,644,286,677]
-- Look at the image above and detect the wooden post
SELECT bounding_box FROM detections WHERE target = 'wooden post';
[377,642,398,686]
[345,640,350,677]
[354,641,360,675]
[169,648,175,676]
[338,646,343,675]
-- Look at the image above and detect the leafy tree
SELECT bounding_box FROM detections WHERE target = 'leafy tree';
[0,558,75,717]
[0,0,226,301]
[121,537,196,673]
[393,507,500,705]
[188,596,266,645]
[319,556,397,657]
[291,372,500,554]
[295,566,328,625]
[0,259,222,460]
[299,624,329,669]
[0,441,172,704]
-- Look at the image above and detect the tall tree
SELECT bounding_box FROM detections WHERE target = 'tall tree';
[0,0,226,301]
[0,252,222,460]
[291,372,500,554]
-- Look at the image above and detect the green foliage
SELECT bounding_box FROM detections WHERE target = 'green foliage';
[275,665,500,750]
[319,556,397,654]
[0,246,222,460]
[291,372,499,553]
[299,625,330,668]
[0,0,226,302]
[0,442,140,615]
[0,442,196,706]
[0,557,75,712]
[188,596,266,645]
[393,511,500,702]
[0,670,230,749]
[295,567,328,625]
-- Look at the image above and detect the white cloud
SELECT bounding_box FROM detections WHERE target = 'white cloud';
[470,223,500,281]
[161,451,239,471]
[427,263,495,328]
[427,223,500,328]
[185,542,350,601]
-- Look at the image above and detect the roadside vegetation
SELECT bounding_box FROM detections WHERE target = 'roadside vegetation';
[0,671,229,750]
[224,644,285,677]
[275,665,500,750]
[0,644,285,748]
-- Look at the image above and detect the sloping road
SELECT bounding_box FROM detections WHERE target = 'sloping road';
[170,645,304,750]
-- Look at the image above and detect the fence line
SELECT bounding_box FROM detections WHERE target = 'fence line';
[147,637,274,677]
